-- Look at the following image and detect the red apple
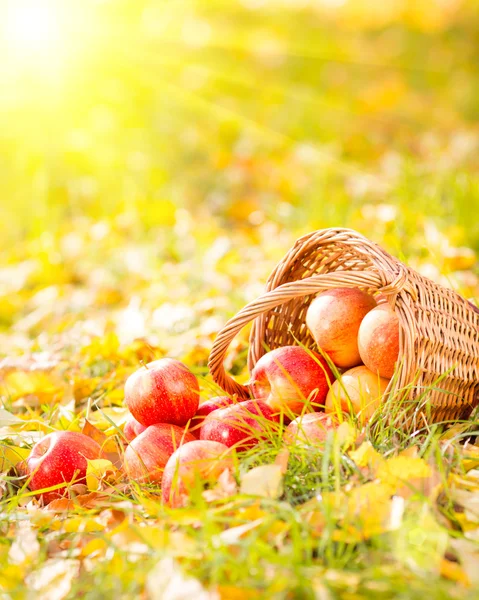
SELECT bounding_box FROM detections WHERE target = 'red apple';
[162,440,233,507]
[124,358,200,427]
[358,305,400,379]
[284,412,338,446]
[306,288,377,369]
[249,346,334,417]
[26,431,102,504]
[124,423,195,484]
[190,396,236,437]
[200,400,277,451]
[325,365,389,425]
[123,415,148,442]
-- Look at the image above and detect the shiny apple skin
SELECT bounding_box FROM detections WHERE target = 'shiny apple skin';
[199,400,277,451]
[27,431,102,504]
[161,440,233,507]
[124,358,200,427]
[124,423,195,484]
[250,346,335,417]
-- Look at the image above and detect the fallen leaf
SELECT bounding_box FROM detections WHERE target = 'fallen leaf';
[82,420,108,446]
[146,557,219,600]
[86,458,118,492]
[349,441,384,470]
[25,559,80,600]
[240,464,283,499]
[274,448,290,474]
[202,469,237,503]
[8,523,40,565]
[439,558,470,587]
[376,456,433,497]
[0,408,24,427]
[0,444,30,472]
[218,518,264,544]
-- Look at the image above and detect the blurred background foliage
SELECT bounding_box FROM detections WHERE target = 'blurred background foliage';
[0,0,478,359]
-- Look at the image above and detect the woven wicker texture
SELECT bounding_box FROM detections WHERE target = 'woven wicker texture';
[208,228,479,427]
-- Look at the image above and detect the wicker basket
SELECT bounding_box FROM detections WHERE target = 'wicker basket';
[208,228,479,429]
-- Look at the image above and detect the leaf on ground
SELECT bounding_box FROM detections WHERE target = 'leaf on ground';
[274,448,290,474]
[219,518,264,545]
[240,464,284,499]
[0,444,30,472]
[47,492,102,512]
[439,558,470,587]
[86,458,118,492]
[349,441,384,470]
[146,557,219,600]
[376,456,435,498]
[82,420,108,446]
[462,445,479,472]
[450,538,479,585]
[25,559,80,600]
[0,357,71,407]
[82,420,122,465]
[0,408,24,427]
[8,523,40,565]
[202,469,237,503]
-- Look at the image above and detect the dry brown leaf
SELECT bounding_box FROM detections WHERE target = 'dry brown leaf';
[274,448,290,474]
[47,492,101,512]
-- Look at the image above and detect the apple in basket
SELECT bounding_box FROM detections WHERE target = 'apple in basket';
[358,304,400,379]
[306,287,377,369]
[26,431,102,504]
[325,365,390,425]
[162,440,234,507]
[200,399,278,451]
[249,346,334,417]
[124,423,195,484]
[124,358,200,427]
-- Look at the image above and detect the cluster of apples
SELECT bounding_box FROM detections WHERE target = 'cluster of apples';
[306,287,400,425]
[24,286,399,507]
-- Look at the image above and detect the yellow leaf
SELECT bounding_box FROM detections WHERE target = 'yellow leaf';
[0,445,30,472]
[81,538,108,558]
[86,459,117,492]
[376,456,432,496]
[63,517,104,534]
[0,371,67,406]
[440,558,470,586]
[335,422,357,449]
[349,441,384,470]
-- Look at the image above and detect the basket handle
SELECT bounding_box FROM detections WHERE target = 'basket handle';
[208,269,389,398]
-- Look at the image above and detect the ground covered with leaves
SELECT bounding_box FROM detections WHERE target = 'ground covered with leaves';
[1,0,479,598]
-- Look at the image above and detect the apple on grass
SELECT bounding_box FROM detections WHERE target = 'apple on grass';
[358,304,400,379]
[124,423,195,484]
[249,346,334,418]
[325,365,390,426]
[200,400,277,452]
[162,440,234,507]
[306,287,377,369]
[26,431,102,505]
[284,412,338,446]
[123,415,148,442]
[189,396,236,437]
[125,358,200,427]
